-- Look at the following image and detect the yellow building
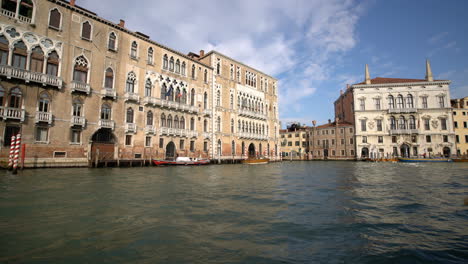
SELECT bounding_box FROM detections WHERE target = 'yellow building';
[279,125,308,160]
[451,96,468,156]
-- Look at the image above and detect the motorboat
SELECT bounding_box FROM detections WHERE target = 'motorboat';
[153,157,211,166]
[241,157,270,164]
[398,157,452,163]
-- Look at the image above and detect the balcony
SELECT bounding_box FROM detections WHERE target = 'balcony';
[143,96,199,113]
[0,107,25,122]
[1,8,32,23]
[145,125,156,135]
[187,131,198,138]
[70,116,86,127]
[71,81,91,94]
[388,108,417,114]
[99,119,115,130]
[0,65,63,89]
[124,92,140,103]
[238,109,267,120]
[143,97,162,106]
[125,123,137,133]
[202,109,212,116]
[101,88,117,99]
[389,129,418,135]
[237,132,268,140]
[35,112,52,124]
[160,127,198,138]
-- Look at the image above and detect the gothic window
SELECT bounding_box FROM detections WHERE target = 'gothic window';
[126,108,134,123]
[161,113,166,127]
[145,79,152,97]
[108,32,117,51]
[231,119,234,133]
[73,56,88,83]
[230,94,234,109]
[190,88,195,106]
[216,58,220,75]
[49,8,61,29]
[105,68,114,89]
[101,104,111,120]
[0,36,9,65]
[203,92,207,109]
[397,95,404,108]
[146,111,153,126]
[81,21,92,40]
[406,94,414,108]
[180,116,185,129]
[232,141,235,155]
[160,83,167,100]
[38,93,50,113]
[191,64,196,78]
[130,41,138,59]
[216,90,220,106]
[72,98,83,117]
[217,116,221,132]
[409,115,416,129]
[163,55,168,69]
[30,46,44,73]
[147,47,153,64]
[46,51,59,76]
[238,120,241,132]
[175,88,181,103]
[204,119,207,132]
[181,62,186,75]
[174,116,179,129]
[398,116,406,129]
[169,57,174,71]
[18,0,34,20]
[204,69,207,83]
[167,115,173,128]
[181,89,186,104]
[126,72,136,93]
[12,41,27,69]
[236,66,240,82]
[230,64,233,79]
[190,117,195,131]
[167,85,174,101]
[175,59,180,73]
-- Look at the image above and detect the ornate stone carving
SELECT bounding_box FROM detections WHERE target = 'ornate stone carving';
[431,120,438,129]
[368,121,375,130]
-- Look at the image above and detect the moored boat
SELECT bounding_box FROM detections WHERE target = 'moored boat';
[241,158,269,164]
[452,158,468,162]
[398,157,452,163]
[153,157,211,166]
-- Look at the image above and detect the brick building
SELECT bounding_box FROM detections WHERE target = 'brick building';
[306,120,355,160]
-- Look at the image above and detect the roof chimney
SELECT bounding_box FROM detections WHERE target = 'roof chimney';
[425,59,433,82]
[70,0,76,6]
[365,64,371,84]
[328,119,331,124]
[199,50,205,57]
[118,19,125,28]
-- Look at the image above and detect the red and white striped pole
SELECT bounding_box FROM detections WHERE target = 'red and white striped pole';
[8,135,16,170]
[12,133,21,174]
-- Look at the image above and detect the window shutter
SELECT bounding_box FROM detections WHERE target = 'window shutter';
[82,22,91,40]
[49,9,61,29]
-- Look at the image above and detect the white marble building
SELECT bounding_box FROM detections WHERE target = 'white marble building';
[352,61,456,159]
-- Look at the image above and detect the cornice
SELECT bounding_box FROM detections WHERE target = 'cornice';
[352,80,451,89]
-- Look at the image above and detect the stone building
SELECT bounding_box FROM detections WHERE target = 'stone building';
[306,120,355,160]
[0,0,280,167]
[279,124,308,160]
[451,96,468,156]
[348,62,456,159]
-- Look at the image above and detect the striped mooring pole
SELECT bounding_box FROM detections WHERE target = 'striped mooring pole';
[8,135,16,170]
[12,133,21,174]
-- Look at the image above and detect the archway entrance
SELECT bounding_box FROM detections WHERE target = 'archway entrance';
[166,141,176,160]
[361,147,369,158]
[400,144,410,158]
[324,149,329,158]
[248,143,256,158]
[91,128,116,162]
[443,147,451,158]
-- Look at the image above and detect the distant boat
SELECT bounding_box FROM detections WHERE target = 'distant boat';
[452,158,468,162]
[398,157,452,163]
[241,157,269,165]
[153,157,210,166]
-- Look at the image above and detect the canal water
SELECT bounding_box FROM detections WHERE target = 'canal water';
[0,162,467,263]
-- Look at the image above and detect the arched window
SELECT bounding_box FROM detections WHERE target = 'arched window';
[81,21,92,40]
[46,51,59,76]
[126,108,134,123]
[175,59,180,73]
[388,95,394,109]
[9,88,22,108]
[182,89,187,104]
[191,64,196,78]
[181,62,186,75]
[126,72,136,93]
[175,87,181,103]
[216,90,220,106]
[49,8,61,29]
[398,116,406,129]
[230,94,234,109]
[72,98,82,117]
[397,95,404,108]
[19,0,34,20]
[0,35,9,65]
[30,46,44,73]
[232,141,235,155]
[174,116,179,129]
[390,116,396,130]
[242,120,245,132]
[169,57,174,71]
[190,88,195,106]
[190,117,195,131]
[145,79,152,97]
[38,93,50,112]
[204,69,208,82]
[160,83,167,100]
[163,55,168,69]
[167,115,173,128]
[161,113,166,127]
[147,111,153,126]
[130,41,138,59]
[406,94,414,108]
[108,32,116,50]
[231,119,234,133]
[204,119,207,132]
[105,68,114,89]
[101,103,111,120]
[167,85,174,101]
[203,92,207,109]
[73,56,88,83]
[408,115,416,129]
[238,120,241,132]
[12,41,27,69]
[180,116,185,129]
[242,141,245,155]
[147,47,153,64]
[216,60,220,75]
[217,116,221,132]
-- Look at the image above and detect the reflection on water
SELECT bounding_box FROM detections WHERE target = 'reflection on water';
[0,162,467,263]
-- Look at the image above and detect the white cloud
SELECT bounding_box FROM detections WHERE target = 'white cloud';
[428,31,449,44]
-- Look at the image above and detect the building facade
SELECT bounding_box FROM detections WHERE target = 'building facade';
[0,0,280,167]
[279,125,308,160]
[350,62,456,159]
[451,96,468,156]
[306,120,355,160]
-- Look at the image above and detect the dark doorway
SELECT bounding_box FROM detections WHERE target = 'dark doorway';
[4,125,20,146]
[443,147,450,158]
[248,143,256,158]
[400,144,410,158]
[324,149,329,158]
[91,128,115,161]
[361,147,369,158]
[166,141,176,160]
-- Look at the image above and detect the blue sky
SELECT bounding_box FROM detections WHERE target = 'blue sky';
[79,0,468,127]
